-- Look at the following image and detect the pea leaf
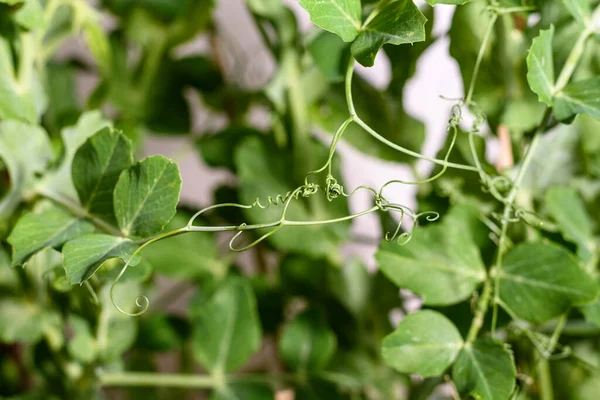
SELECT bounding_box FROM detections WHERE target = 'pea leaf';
[452,339,516,400]
[8,207,94,266]
[192,277,262,372]
[298,0,362,42]
[279,310,337,372]
[545,187,595,262]
[376,206,487,306]
[72,127,133,224]
[561,0,590,26]
[42,111,112,199]
[235,137,349,258]
[350,0,427,67]
[498,242,598,323]
[553,77,600,121]
[211,383,274,400]
[14,0,45,30]
[0,299,61,344]
[427,0,471,4]
[0,121,52,220]
[527,26,555,106]
[143,213,226,279]
[382,310,463,377]
[581,298,600,328]
[67,315,97,364]
[114,155,181,238]
[62,234,140,284]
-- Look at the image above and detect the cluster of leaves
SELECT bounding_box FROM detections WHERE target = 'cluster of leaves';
[1,0,600,399]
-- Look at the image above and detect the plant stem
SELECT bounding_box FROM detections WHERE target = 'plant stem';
[466,12,498,105]
[537,360,554,400]
[99,372,216,388]
[466,279,492,343]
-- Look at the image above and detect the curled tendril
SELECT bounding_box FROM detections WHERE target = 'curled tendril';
[110,257,150,317]
[325,176,343,201]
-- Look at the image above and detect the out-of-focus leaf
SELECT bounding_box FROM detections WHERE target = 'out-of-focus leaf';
[299,0,362,42]
[308,31,349,83]
[527,26,555,106]
[553,77,600,121]
[0,299,61,344]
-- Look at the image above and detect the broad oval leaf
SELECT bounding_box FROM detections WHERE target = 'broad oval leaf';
[553,77,600,122]
[72,127,133,223]
[0,121,52,220]
[452,339,516,400]
[350,0,427,67]
[62,234,140,284]
[192,277,262,373]
[526,26,555,106]
[545,187,594,262]
[279,309,337,372]
[8,207,94,266]
[114,155,181,238]
[382,310,463,377]
[376,207,487,306]
[498,242,598,323]
[299,0,362,42]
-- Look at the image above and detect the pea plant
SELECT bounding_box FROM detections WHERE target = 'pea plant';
[1,0,600,398]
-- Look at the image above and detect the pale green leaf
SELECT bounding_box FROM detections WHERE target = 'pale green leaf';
[72,127,133,223]
[452,339,516,400]
[350,0,427,67]
[526,26,555,106]
[553,77,600,121]
[545,187,594,262]
[14,0,45,30]
[298,0,362,42]
[382,310,463,377]
[0,121,52,220]
[42,111,112,199]
[498,242,598,322]
[192,277,262,372]
[114,155,181,238]
[427,0,471,4]
[143,213,226,279]
[8,207,94,266]
[0,299,61,344]
[279,310,337,372]
[376,206,487,306]
[581,298,600,328]
[561,0,590,26]
[62,234,140,284]
[67,315,97,363]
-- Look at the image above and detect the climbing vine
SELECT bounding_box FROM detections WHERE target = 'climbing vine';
[1,0,600,399]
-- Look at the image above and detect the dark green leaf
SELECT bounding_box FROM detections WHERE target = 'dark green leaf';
[350,0,427,67]
[211,383,274,400]
[309,31,349,83]
[299,0,362,42]
[376,206,487,306]
[192,277,262,372]
[279,310,337,372]
[62,234,140,284]
[452,339,516,400]
[553,77,600,121]
[114,155,181,238]
[498,242,598,322]
[8,207,94,266]
[382,310,463,377]
[72,127,133,223]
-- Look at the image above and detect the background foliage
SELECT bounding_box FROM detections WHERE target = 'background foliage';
[1,0,600,399]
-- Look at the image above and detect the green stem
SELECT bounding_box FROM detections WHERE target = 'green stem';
[99,372,216,388]
[553,25,596,93]
[537,360,554,400]
[465,12,498,105]
[466,279,493,343]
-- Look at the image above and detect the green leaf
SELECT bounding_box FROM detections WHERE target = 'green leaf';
[62,234,140,284]
[298,0,362,42]
[553,77,600,121]
[382,310,463,377]
[143,213,226,279]
[327,259,372,316]
[350,0,427,67]
[498,242,598,323]
[309,31,349,83]
[212,383,274,400]
[0,299,61,344]
[235,137,349,258]
[8,207,95,266]
[581,298,600,328]
[67,315,97,363]
[279,310,337,372]
[545,187,594,262]
[14,0,45,30]
[527,26,555,106]
[114,155,181,238]
[72,127,133,223]
[42,111,112,199]
[376,206,487,306]
[561,0,590,26]
[452,339,516,400]
[99,283,139,359]
[0,121,52,220]
[192,277,262,372]
[427,0,471,4]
